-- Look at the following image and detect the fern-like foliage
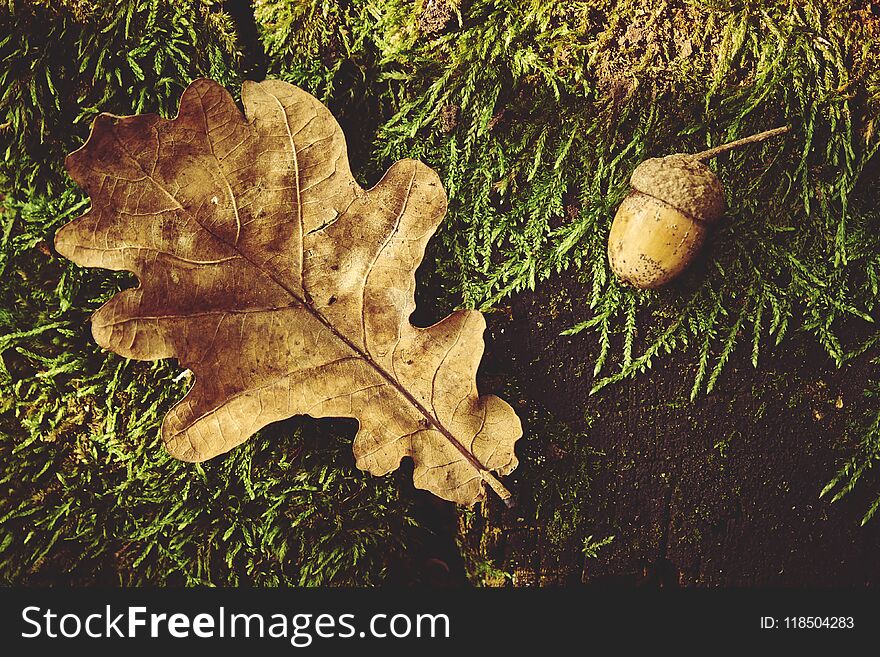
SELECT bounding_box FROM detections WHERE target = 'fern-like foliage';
[0,0,240,194]
[822,381,880,526]
[359,0,880,400]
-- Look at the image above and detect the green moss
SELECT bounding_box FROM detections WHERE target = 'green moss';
[0,0,240,194]
[823,381,880,525]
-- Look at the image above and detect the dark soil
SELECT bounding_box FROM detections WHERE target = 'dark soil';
[456,271,880,587]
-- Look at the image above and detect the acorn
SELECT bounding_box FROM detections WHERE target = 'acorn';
[608,126,789,288]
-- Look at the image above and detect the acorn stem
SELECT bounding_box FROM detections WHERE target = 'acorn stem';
[692,125,789,162]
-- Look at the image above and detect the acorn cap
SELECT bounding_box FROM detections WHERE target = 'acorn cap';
[629,154,725,223]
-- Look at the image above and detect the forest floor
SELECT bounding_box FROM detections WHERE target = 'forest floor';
[451,270,880,586]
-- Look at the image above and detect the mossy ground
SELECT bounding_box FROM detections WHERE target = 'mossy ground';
[1,0,879,585]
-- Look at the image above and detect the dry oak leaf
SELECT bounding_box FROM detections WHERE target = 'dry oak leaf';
[55,78,521,504]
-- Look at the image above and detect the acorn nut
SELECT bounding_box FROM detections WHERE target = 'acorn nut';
[608,155,724,288]
[608,126,790,289]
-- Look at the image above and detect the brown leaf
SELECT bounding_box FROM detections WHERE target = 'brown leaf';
[55,79,521,504]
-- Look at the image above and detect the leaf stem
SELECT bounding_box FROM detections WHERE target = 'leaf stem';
[482,472,514,506]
